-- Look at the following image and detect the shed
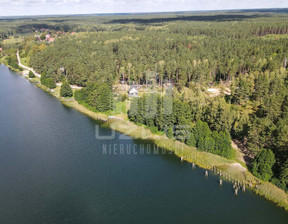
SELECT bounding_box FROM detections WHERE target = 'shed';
[128,86,139,97]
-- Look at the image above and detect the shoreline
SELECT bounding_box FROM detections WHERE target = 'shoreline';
[6,61,288,211]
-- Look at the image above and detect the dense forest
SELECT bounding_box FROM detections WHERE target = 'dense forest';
[1,10,288,191]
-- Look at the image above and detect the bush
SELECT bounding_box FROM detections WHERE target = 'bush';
[29,71,35,78]
[40,72,46,84]
[167,127,174,139]
[120,94,128,102]
[253,163,274,181]
[40,72,56,89]
[271,178,286,191]
[252,149,276,181]
[74,82,113,112]
[60,82,73,97]
[74,89,86,102]
[44,78,56,89]
[149,126,159,134]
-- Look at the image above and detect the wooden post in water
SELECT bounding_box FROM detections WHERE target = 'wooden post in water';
[205,170,208,177]
[192,163,195,168]
[219,179,223,186]
[235,188,238,196]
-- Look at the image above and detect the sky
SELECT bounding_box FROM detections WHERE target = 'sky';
[0,0,287,16]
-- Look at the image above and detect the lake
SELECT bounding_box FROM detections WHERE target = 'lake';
[0,64,287,223]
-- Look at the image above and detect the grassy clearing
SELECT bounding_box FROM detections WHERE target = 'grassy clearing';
[20,57,30,67]
[3,37,23,45]
[109,101,128,116]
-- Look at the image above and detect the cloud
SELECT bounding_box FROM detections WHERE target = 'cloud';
[0,0,287,16]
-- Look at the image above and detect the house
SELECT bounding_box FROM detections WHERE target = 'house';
[48,38,55,43]
[45,34,51,41]
[128,86,139,97]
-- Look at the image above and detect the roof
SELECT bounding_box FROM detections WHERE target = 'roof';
[129,85,137,92]
[48,38,55,42]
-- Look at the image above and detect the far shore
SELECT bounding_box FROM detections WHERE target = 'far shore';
[7,58,288,212]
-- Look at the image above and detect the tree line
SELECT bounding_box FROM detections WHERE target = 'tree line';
[128,91,234,159]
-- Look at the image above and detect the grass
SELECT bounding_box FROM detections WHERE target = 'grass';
[260,34,288,41]
[108,101,128,116]
[2,37,23,45]
[255,182,288,211]
[20,57,30,67]
[62,99,108,122]
[0,56,6,64]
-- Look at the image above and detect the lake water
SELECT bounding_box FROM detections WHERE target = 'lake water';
[0,64,287,224]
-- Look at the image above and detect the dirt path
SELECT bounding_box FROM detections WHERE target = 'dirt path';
[17,50,82,90]
[232,139,254,165]
[207,87,231,97]
[17,50,41,78]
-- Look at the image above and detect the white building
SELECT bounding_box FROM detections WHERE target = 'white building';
[128,86,139,97]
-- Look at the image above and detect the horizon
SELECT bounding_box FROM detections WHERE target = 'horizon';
[0,7,288,19]
[0,0,288,17]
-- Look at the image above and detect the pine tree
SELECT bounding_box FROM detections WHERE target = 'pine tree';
[252,149,276,181]
[128,98,139,122]
[279,160,288,188]
[29,71,35,78]
[167,126,174,139]
[186,133,196,147]
[60,81,73,97]
[89,82,113,112]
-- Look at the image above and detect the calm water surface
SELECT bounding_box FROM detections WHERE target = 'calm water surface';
[0,64,287,224]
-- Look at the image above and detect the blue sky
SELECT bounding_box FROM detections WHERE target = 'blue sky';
[0,0,287,16]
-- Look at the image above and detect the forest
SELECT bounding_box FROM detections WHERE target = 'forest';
[1,10,288,192]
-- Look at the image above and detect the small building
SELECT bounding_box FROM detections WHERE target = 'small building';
[59,67,65,73]
[128,86,139,97]
[45,34,51,41]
